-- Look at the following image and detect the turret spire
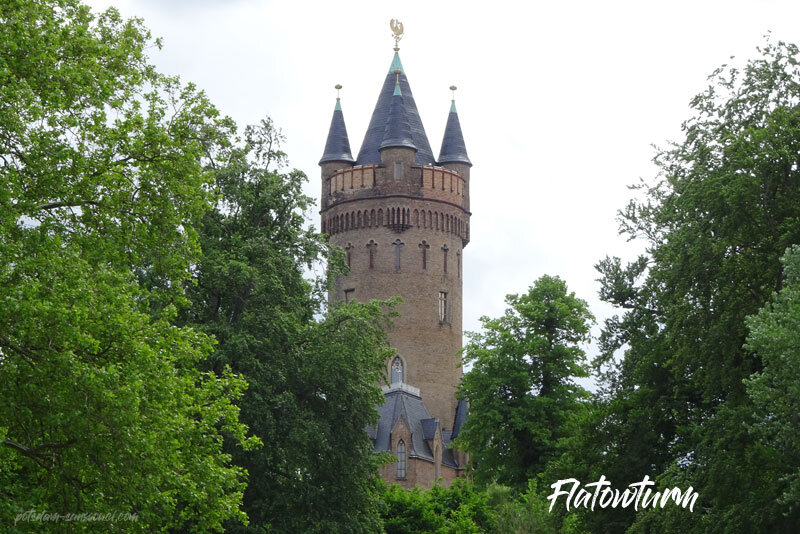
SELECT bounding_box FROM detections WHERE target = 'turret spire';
[319,84,355,164]
[355,26,435,165]
[380,70,416,151]
[438,86,471,166]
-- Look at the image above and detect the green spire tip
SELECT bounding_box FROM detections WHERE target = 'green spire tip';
[389,51,404,74]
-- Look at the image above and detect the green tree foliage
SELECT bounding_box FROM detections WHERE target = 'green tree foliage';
[381,484,449,534]
[380,478,496,534]
[0,0,256,531]
[378,479,574,534]
[180,119,395,533]
[457,275,594,489]
[745,245,800,512]
[589,38,800,533]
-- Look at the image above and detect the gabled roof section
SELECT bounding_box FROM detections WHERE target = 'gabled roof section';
[437,100,471,166]
[320,98,355,164]
[355,52,435,165]
[368,389,460,468]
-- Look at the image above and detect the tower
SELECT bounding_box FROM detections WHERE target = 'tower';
[320,25,471,487]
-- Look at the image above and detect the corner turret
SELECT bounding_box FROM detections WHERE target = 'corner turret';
[320,85,354,211]
[438,90,471,167]
[438,87,471,212]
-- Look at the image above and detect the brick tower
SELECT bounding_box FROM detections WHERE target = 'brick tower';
[320,33,471,487]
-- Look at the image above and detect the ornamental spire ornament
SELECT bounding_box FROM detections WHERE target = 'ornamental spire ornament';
[390,19,404,51]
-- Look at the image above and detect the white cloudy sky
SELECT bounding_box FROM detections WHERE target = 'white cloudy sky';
[87,0,800,382]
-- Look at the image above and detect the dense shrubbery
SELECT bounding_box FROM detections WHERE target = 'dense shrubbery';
[379,478,575,534]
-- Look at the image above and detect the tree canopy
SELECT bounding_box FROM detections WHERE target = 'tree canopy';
[581,38,800,533]
[745,245,800,514]
[180,119,395,533]
[0,0,255,531]
[0,2,394,532]
[457,275,593,489]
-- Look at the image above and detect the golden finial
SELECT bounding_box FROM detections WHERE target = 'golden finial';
[450,85,457,101]
[390,19,404,51]
[335,83,342,100]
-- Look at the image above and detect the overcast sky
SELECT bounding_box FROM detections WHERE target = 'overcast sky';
[87,0,800,383]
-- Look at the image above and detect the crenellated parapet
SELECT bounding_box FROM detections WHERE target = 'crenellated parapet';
[420,166,466,208]
[328,164,377,194]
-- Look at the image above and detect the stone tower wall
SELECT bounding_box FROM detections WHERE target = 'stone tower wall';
[321,147,470,429]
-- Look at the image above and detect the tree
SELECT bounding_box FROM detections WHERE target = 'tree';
[180,119,395,533]
[593,38,800,533]
[745,245,800,513]
[456,275,594,489]
[0,0,255,531]
[377,477,575,534]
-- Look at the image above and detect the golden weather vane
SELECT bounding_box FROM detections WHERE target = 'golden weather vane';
[390,19,404,51]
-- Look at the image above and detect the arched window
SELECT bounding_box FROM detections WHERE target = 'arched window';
[391,356,403,384]
[397,440,406,479]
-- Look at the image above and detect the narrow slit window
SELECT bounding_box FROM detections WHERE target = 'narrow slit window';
[345,243,353,268]
[438,291,448,323]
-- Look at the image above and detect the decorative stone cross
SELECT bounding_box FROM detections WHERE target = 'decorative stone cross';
[419,240,430,269]
[366,240,378,269]
[345,242,353,268]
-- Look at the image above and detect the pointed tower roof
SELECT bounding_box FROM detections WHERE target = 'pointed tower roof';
[355,52,435,165]
[379,74,416,151]
[319,88,355,164]
[438,91,471,166]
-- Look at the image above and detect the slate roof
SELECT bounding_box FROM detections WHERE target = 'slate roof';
[319,99,355,164]
[379,83,416,151]
[437,101,471,166]
[421,418,438,440]
[355,52,435,166]
[451,399,468,439]
[441,431,458,469]
[368,387,465,469]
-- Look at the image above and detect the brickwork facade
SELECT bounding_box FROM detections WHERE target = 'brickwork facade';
[319,48,472,487]
[322,145,470,429]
